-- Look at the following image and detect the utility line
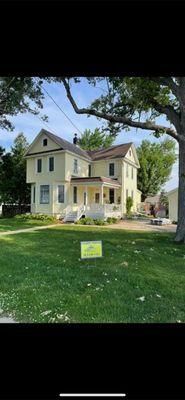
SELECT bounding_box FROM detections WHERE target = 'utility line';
[34,77,83,136]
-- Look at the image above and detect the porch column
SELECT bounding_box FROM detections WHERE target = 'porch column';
[85,185,88,205]
[100,185,104,205]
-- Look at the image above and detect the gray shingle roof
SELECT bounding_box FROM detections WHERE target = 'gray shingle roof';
[40,129,92,160]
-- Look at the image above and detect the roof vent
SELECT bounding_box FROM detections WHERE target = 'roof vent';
[73,133,78,145]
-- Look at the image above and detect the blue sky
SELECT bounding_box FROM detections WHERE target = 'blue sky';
[0,78,178,191]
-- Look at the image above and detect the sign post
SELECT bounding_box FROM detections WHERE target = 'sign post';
[81,241,103,267]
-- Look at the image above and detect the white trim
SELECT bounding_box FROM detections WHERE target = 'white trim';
[35,157,43,174]
[39,184,50,205]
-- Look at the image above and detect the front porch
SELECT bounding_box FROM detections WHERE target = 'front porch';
[64,176,122,222]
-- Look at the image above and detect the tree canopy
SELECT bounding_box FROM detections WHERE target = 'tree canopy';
[136,139,176,201]
[0,133,30,206]
[78,128,115,150]
[0,77,46,131]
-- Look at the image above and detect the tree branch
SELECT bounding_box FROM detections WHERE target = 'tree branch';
[62,78,182,143]
[150,77,180,100]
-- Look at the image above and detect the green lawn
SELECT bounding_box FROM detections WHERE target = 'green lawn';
[0,217,56,232]
[0,225,185,323]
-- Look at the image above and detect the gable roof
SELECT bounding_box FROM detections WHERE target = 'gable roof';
[25,129,92,161]
[25,129,137,164]
[87,142,133,161]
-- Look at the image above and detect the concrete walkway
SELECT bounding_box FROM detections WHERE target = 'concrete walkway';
[0,223,60,236]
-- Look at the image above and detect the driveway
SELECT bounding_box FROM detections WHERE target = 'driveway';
[106,219,177,233]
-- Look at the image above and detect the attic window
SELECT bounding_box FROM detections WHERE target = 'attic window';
[129,149,131,156]
[43,138,48,147]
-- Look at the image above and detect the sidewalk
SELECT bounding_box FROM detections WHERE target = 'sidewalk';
[0,223,59,236]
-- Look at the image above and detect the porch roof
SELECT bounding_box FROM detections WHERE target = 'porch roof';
[71,176,121,188]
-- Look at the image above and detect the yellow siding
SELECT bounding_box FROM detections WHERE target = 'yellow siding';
[27,132,60,154]
[26,153,66,183]
[92,159,122,181]
[168,190,178,222]
[65,152,89,180]
[123,160,138,212]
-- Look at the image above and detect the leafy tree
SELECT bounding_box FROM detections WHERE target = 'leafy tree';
[61,77,185,242]
[137,139,176,201]
[0,77,47,131]
[78,128,115,150]
[126,196,133,216]
[0,133,30,207]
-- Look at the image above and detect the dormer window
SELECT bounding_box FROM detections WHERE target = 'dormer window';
[43,138,48,147]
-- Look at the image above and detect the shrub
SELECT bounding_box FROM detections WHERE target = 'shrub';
[126,196,133,216]
[75,217,94,225]
[106,217,119,224]
[14,213,57,222]
[94,219,106,226]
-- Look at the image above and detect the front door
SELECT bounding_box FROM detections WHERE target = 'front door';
[109,188,115,204]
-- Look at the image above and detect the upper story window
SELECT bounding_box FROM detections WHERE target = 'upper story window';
[109,163,115,176]
[126,164,129,177]
[49,156,54,172]
[43,138,48,147]
[73,159,78,174]
[40,185,50,204]
[131,167,134,179]
[37,158,42,173]
[88,164,91,177]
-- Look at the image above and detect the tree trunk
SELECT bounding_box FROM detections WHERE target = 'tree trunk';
[174,139,185,242]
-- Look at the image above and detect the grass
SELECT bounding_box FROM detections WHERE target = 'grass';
[0,225,185,323]
[0,217,57,232]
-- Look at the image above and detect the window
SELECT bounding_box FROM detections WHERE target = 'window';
[131,190,134,200]
[88,164,91,177]
[132,167,134,179]
[49,157,54,172]
[58,185,64,203]
[40,185,50,204]
[73,186,77,203]
[33,185,36,204]
[126,164,129,177]
[37,159,42,173]
[73,159,78,174]
[109,189,115,204]
[129,149,131,156]
[95,193,100,203]
[126,189,129,199]
[109,163,115,176]
[43,138,47,146]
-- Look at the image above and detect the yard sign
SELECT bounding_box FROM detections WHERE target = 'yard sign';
[81,241,103,259]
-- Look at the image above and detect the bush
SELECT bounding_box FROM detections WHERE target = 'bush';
[14,213,57,222]
[106,217,119,224]
[75,217,94,225]
[126,196,133,216]
[94,219,106,226]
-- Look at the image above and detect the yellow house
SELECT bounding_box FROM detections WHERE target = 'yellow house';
[25,129,141,221]
[167,187,178,222]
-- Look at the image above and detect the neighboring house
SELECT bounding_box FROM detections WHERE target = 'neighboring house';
[168,188,178,222]
[25,129,141,221]
[138,195,166,217]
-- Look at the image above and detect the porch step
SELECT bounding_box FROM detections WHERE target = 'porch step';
[64,212,78,222]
